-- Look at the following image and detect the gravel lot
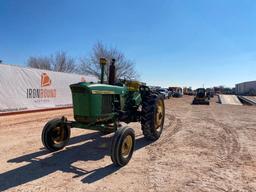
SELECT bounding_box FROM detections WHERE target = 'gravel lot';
[1,96,256,192]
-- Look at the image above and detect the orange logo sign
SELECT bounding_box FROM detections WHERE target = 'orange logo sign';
[41,73,51,87]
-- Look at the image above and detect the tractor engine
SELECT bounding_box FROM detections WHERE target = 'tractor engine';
[70,58,142,124]
[70,83,125,123]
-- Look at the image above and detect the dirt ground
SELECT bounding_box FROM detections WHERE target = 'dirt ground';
[1,96,256,192]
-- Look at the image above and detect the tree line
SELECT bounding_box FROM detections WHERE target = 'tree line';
[27,42,138,80]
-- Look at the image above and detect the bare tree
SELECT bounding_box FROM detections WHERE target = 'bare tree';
[80,42,138,80]
[27,51,76,73]
[51,51,76,73]
[27,56,51,70]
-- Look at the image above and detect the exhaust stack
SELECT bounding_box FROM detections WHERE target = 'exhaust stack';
[109,59,116,85]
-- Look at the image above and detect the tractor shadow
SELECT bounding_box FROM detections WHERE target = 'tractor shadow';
[0,132,152,191]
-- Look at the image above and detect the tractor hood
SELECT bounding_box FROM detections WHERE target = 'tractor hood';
[70,82,126,95]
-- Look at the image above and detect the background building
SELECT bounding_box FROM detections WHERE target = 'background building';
[236,81,256,95]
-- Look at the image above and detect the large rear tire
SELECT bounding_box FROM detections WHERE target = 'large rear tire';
[41,118,70,152]
[111,127,135,167]
[141,93,165,141]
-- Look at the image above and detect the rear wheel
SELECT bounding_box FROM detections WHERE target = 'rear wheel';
[41,118,70,152]
[141,93,165,141]
[111,127,135,167]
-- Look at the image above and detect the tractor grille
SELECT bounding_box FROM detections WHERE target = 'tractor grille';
[102,95,113,114]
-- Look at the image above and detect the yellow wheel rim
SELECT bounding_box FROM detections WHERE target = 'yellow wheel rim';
[121,135,133,158]
[51,126,65,144]
[155,99,164,130]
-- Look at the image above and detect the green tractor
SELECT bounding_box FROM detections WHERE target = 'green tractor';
[41,58,165,166]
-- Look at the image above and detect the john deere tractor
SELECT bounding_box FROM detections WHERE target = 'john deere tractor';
[41,58,165,166]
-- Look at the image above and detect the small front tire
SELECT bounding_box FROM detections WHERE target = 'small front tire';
[111,127,135,167]
[41,118,70,152]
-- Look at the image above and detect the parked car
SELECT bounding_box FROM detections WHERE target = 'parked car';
[172,92,183,98]
[167,90,172,98]
[169,87,183,98]
[157,88,170,99]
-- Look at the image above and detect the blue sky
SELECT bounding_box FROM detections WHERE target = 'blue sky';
[1,0,256,88]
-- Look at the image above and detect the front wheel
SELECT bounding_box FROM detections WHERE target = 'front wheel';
[111,127,135,167]
[41,118,70,152]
